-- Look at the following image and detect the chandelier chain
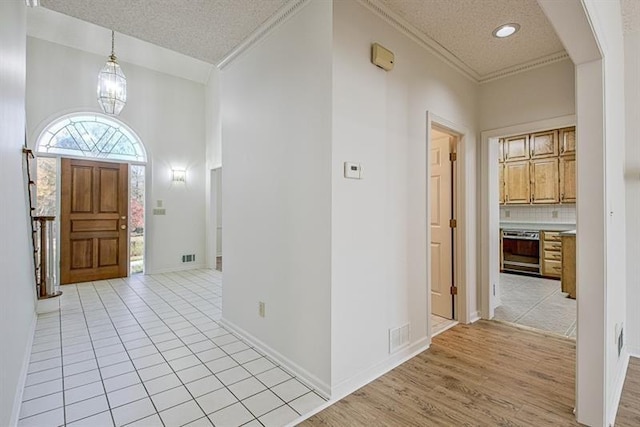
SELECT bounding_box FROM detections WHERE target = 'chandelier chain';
[111,30,115,57]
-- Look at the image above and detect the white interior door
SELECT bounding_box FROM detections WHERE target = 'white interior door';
[430,131,453,319]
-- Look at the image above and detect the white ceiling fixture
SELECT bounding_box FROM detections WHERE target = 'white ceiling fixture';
[493,23,520,38]
[97,30,127,115]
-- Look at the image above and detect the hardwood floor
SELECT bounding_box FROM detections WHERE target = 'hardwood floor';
[301,320,579,426]
[616,357,640,426]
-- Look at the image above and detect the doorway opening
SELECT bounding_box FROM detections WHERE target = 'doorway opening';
[34,113,148,283]
[429,126,459,336]
[210,167,222,272]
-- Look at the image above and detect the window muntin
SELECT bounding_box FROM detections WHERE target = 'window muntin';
[36,114,145,163]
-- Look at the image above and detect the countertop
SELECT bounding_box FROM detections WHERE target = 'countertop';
[559,229,576,236]
[500,222,576,231]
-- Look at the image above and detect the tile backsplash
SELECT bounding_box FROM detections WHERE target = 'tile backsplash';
[500,205,575,223]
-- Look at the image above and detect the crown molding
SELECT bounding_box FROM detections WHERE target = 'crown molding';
[217,0,310,70]
[478,51,571,84]
[357,0,480,83]
[357,0,571,85]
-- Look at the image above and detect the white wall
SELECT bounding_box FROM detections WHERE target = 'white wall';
[583,1,628,424]
[26,37,207,274]
[330,0,478,393]
[220,0,333,393]
[205,67,221,268]
[625,23,640,359]
[479,59,575,131]
[0,2,36,425]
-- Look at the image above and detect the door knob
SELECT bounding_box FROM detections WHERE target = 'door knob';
[121,216,126,220]
[120,225,127,230]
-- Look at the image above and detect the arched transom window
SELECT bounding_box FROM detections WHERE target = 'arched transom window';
[36,113,146,163]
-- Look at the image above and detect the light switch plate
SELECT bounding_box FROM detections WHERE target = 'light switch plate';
[344,162,362,179]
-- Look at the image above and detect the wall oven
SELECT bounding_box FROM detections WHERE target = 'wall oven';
[502,230,540,275]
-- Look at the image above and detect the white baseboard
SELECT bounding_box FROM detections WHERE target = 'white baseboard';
[330,336,430,401]
[627,347,640,358]
[219,317,331,398]
[608,350,630,427]
[469,311,481,323]
[9,312,37,427]
[145,263,208,275]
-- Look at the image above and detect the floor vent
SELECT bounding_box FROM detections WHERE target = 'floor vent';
[182,254,196,263]
[389,323,410,354]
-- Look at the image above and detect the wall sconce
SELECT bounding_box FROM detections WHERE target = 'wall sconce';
[172,169,186,183]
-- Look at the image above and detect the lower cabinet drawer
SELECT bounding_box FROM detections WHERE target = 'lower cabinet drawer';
[543,259,562,277]
[544,250,562,261]
[544,241,562,251]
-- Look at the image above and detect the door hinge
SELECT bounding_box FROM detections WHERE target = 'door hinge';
[449,219,457,228]
[449,152,457,161]
[450,286,458,295]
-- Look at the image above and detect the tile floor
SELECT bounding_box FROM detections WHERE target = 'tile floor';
[493,273,576,338]
[19,269,325,427]
[431,314,457,337]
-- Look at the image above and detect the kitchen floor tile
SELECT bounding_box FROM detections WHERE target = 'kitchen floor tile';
[241,390,284,417]
[107,383,148,408]
[150,385,192,411]
[103,371,141,393]
[205,356,238,373]
[271,378,310,403]
[17,407,64,427]
[176,364,211,384]
[242,358,276,376]
[228,377,267,400]
[289,391,326,415]
[125,413,164,427]
[111,397,157,426]
[22,378,62,401]
[19,392,63,419]
[144,373,183,395]
[66,410,114,427]
[217,366,251,386]
[185,375,224,397]
[255,367,292,388]
[65,394,110,423]
[64,381,105,405]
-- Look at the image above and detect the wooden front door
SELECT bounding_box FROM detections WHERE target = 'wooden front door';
[60,158,128,284]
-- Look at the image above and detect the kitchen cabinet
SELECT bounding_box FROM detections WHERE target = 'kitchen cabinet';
[561,232,576,299]
[504,134,529,162]
[530,130,559,159]
[560,156,576,203]
[541,231,562,278]
[498,139,504,163]
[531,158,559,204]
[559,127,576,156]
[499,163,505,204]
[504,161,530,204]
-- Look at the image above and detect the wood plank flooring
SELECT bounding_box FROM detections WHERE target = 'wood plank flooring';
[301,320,579,426]
[616,357,640,426]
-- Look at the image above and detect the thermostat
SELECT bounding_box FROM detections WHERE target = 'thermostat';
[344,162,362,179]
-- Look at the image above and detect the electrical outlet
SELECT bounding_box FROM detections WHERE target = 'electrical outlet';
[259,302,265,318]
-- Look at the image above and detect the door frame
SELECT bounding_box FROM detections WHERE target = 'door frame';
[426,111,473,340]
[479,114,575,319]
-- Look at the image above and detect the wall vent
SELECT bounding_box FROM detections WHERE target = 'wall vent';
[182,254,196,263]
[389,323,410,354]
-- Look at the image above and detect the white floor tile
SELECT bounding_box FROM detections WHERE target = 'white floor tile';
[64,369,102,389]
[205,356,238,374]
[111,397,157,426]
[208,402,254,427]
[144,373,183,395]
[28,357,62,373]
[196,388,238,415]
[271,378,310,403]
[196,348,226,363]
[127,345,159,359]
[101,361,136,379]
[220,341,249,355]
[176,364,211,384]
[17,407,64,427]
[103,371,141,393]
[132,353,165,370]
[159,400,205,427]
[65,394,110,423]
[256,368,292,388]
[184,375,224,397]
[97,351,130,368]
[150,385,192,411]
[289,392,325,415]
[242,358,276,376]
[230,349,261,365]
[217,366,251,386]
[258,404,299,427]
[183,416,214,427]
[107,383,149,408]
[64,381,105,405]
[65,359,99,376]
[66,410,114,427]
[25,367,62,386]
[63,350,95,366]
[188,340,216,354]
[137,362,173,381]
[125,413,164,427]
[22,378,62,401]
[228,377,267,400]
[241,390,284,417]
[161,346,192,361]
[169,354,201,371]
[19,392,63,419]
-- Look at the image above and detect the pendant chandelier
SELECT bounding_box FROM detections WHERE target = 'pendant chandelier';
[97,30,127,115]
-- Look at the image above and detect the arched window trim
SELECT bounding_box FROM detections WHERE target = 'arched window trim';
[35,112,147,164]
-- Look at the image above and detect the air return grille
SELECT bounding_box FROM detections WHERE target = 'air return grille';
[389,323,410,354]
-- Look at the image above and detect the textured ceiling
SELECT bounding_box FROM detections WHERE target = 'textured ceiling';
[40,0,567,80]
[622,0,640,34]
[40,0,289,65]
[379,0,566,78]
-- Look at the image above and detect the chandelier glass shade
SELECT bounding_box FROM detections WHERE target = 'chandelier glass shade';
[97,31,127,115]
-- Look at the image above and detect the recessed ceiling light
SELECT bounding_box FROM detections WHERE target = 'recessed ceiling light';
[493,23,520,38]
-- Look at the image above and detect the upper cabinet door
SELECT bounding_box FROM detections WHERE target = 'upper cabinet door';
[560,156,576,203]
[530,130,559,159]
[498,139,504,163]
[559,127,576,156]
[504,134,529,162]
[531,158,559,204]
[504,161,530,204]
[499,163,505,205]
